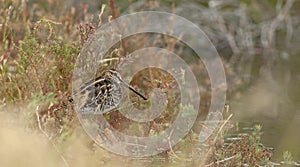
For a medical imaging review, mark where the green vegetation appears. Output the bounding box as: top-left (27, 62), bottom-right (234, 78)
top-left (0, 0), bottom-right (299, 167)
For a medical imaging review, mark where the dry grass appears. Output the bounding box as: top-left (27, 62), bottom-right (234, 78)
top-left (1, 0), bottom-right (299, 166)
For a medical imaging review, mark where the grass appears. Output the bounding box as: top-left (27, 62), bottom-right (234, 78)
top-left (0, 0), bottom-right (299, 167)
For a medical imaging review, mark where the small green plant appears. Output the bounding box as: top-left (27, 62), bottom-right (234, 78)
top-left (251, 124), bottom-right (263, 143)
top-left (203, 124), bottom-right (273, 166)
top-left (282, 151), bottom-right (294, 165)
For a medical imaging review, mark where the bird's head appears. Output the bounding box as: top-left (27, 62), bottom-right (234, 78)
top-left (102, 69), bottom-right (122, 83)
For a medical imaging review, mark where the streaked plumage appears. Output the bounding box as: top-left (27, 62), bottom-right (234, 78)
top-left (73, 69), bottom-right (147, 114)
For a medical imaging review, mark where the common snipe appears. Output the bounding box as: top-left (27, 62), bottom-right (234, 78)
top-left (72, 69), bottom-right (147, 114)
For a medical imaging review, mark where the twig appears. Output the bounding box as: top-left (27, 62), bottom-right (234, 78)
top-left (35, 106), bottom-right (70, 167)
top-left (199, 114), bottom-right (233, 167)
top-left (268, 0), bottom-right (295, 47)
top-left (213, 114), bottom-right (233, 144)
top-left (107, 0), bottom-right (128, 57)
top-left (98, 4), bottom-right (106, 27)
top-left (205, 154), bottom-right (237, 167)
top-left (167, 128), bottom-right (192, 161)
top-left (108, 0), bottom-right (117, 19)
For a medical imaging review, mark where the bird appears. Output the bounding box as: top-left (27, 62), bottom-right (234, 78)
top-left (71, 69), bottom-right (147, 114)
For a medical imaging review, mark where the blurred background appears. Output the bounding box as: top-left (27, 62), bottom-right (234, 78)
top-left (1, 0), bottom-right (300, 166)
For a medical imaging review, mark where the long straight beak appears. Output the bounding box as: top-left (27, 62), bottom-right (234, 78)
top-left (119, 79), bottom-right (148, 100)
